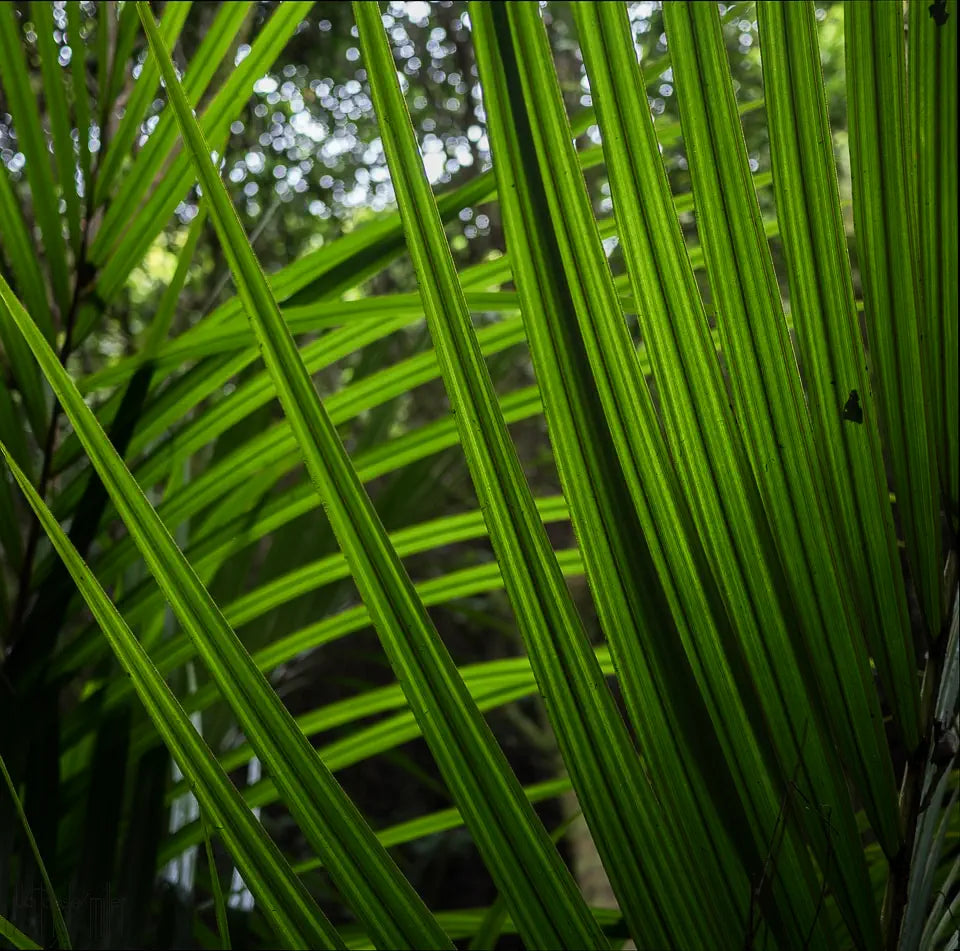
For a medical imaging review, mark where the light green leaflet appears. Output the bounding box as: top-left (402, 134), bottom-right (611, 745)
top-left (0, 912), bottom-right (41, 951)
top-left (0, 445), bottom-right (341, 951)
top-left (139, 1), bottom-right (606, 947)
top-left (1, 250), bottom-right (450, 950)
top-left (0, 749), bottom-right (70, 949)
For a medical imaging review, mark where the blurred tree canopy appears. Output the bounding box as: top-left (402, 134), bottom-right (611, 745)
top-left (1, 0), bottom-right (847, 361)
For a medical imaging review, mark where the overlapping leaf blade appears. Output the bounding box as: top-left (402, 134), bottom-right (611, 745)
top-left (1, 261), bottom-right (450, 949)
top-left (30, 1), bottom-right (83, 257)
top-left (663, 0), bottom-right (899, 857)
top-left (139, 1), bottom-right (616, 946)
top-left (58, 498), bottom-right (575, 746)
top-left (0, 4), bottom-right (70, 321)
top-left (368, 7), bottom-right (728, 936)
top-left (566, 2), bottom-right (880, 946)
top-left (92, 1), bottom-right (296, 305)
top-left (66, 2), bottom-right (92, 199)
top-left (472, 3), bottom-right (792, 947)
top-left (157, 645), bottom-right (610, 864)
top-left (0, 446), bottom-right (342, 951)
top-left (757, 0), bottom-right (920, 750)
top-left (1, 5), bottom-right (954, 948)
top-left (845, 0), bottom-right (943, 635)
top-left (907, 0), bottom-right (958, 533)
top-left (92, 1), bottom-right (194, 205)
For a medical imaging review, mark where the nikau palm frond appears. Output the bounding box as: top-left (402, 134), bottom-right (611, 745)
top-left (0, 2), bottom-right (955, 949)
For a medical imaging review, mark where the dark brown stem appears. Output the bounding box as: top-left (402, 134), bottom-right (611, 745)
top-left (7, 268), bottom-right (84, 645)
top-left (5, 78), bottom-right (109, 649)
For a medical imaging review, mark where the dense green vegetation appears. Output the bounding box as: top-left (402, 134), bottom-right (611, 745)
top-left (0, 2), bottom-right (956, 949)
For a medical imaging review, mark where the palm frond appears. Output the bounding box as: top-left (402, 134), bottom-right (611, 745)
top-left (0, 2), bottom-right (955, 948)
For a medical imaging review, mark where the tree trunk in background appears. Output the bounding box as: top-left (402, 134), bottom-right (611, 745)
top-left (560, 787), bottom-right (636, 950)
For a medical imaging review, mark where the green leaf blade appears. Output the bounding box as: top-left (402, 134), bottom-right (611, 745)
top-left (0, 4), bottom-right (71, 320)
top-left (846, 0), bottom-right (943, 634)
top-left (664, 0), bottom-right (900, 859)
top-left (0, 446), bottom-right (343, 951)
top-left (908, 0), bottom-right (958, 535)
top-left (757, 0), bottom-right (920, 748)
top-left (1, 253), bottom-right (449, 951)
